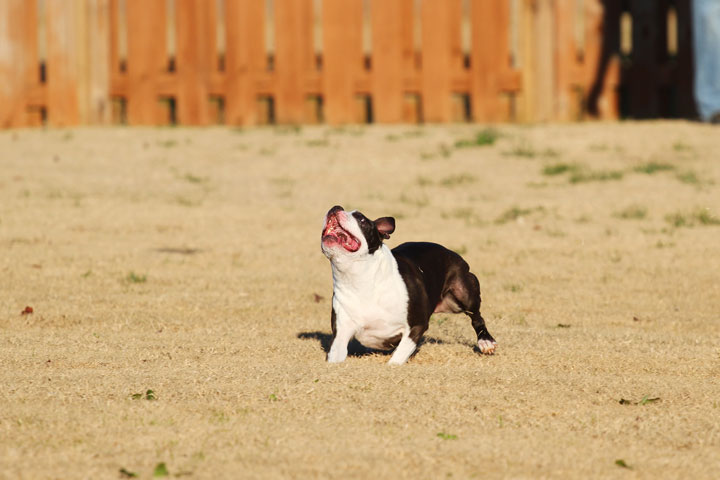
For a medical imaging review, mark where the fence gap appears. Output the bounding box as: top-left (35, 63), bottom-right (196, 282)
top-left (265, 0), bottom-right (275, 71)
top-left (313, 0), bottom-right (322, 70)
top-left (209, 95), bottom-right (225, 123)
top-left (116, 0), bottom-right (128, 72)
top-left (159, 96), bottom-right (177, 125)
top-left (574, 0), bottom-right (585, 62)
top-left (461, 0), bottom-right (471, 69)
top-left (306, 95), bottom-right (323, 123)
top-left (257, 95), bottom-right (275, 124)
top-left (166, 0), bottom-right (176, 71)
top-left (666, 5), bottom-right (677, 57)
top-left (362, 0), bottom-right (372, 70)
top-left (620, 11), bottom-right (632, 57)
top-left (413, 0), bottom-right (422, 69)
top-left (37, 0), bottom-right (47, 83)
top-left (509, 0), bottom-right (520, 68)
top-left (216, 0), bottom-right (226, 70)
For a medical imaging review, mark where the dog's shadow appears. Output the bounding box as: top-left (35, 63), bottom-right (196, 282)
top-left (297, 331), bottom-right (455, 358)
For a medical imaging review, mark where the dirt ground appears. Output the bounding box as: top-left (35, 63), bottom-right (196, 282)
top-left (1, 122), bottom-right (719, 479)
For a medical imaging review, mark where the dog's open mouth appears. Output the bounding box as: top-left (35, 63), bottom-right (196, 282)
top-left (322, 214), bottom-right (360, 252)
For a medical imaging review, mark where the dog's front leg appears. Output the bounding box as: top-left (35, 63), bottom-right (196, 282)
top-left (387, 325), bottom-right (426, 365)
top-left (327, 307), bottom-right (355, 363)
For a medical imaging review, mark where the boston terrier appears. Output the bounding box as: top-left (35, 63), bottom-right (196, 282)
top-left (320, 205), bottom-right (496, 365)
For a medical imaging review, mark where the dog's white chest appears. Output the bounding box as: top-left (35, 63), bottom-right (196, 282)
top-left (331, 247), bottom-right (409, 349)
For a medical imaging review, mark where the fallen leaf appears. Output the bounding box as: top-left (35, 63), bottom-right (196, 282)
top-left (313, 293), bottom-right (324, 303)
top-left (21, 306), bottom-right (33, 315)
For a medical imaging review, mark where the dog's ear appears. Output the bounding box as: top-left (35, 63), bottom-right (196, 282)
top-left (374, 217), bottom-right (395, 239)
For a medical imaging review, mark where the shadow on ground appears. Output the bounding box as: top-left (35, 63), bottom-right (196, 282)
top-left (297, 331), bottom-right (460, 357)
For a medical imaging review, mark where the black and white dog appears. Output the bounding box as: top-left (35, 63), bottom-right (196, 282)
top-left (320, 205), bottom-right (496, 365)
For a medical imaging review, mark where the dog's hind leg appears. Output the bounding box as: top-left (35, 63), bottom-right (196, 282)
top-left (438, 271), bottom-right (497, 354)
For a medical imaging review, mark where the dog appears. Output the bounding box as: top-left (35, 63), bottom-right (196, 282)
top-left (320, 205), bottom-right (496, 365)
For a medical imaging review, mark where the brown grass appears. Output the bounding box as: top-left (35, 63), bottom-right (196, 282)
top-left (1, 122), bottom-right (720, 479)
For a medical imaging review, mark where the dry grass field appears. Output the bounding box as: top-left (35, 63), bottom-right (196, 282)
top-left (1, 122), bottom-right (719, 479)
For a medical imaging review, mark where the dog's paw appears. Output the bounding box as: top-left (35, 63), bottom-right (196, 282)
top-left (477, 338), bottom-right (497, 354)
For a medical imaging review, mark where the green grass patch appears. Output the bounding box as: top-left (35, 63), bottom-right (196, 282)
top-left (153, 462), bottom-right (169, 477)
top-left (672, 141), bottom-right (693, 152)
top-left (614, 205), bottom-right (647, 220)
top-left (505, 144), bottom-right (559, 159)
top-left (119, 468), bottom-right (138, 478)
top-left (633, 161), bottom-right (675, 174)
top-left (542, 163), bottom-right (579, 176)
top-left (126, 272), bottom-right (147, 284)
top-left (439, 173), bottom-right (476, 187)
top-left (454, 128), bottom-right (499, 148)
top-left (495, 206), bottom-right (544, 224)
top-left (615, 459), bottom-right (632, 470)
top-left (416, 176), bottom-right (433, 187)
top-left (436, 432), bottom-right (458, 440)
top-left (665, 208), bottom-right (720, 228)
top-left (442, 208), bottom-right (483, 226)
top-left (569, 169), bottom-right (624, 183)
top-left (131, 389), bottom-right (156, 400)
top-left (675, 170), bottom-right (703, 185)
top-left (183, 173), bottom-right (207, 184)
top-left (306, 138), bottom-right (330, 147)
top-left (275, 125), bottom-right (302, 135)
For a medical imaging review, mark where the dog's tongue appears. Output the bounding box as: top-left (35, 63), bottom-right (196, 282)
top-left (323, 215), bottom-right (359, 252)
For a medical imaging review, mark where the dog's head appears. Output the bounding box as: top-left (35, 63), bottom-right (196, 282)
top-left (321, 205), bottom-right (395, 260)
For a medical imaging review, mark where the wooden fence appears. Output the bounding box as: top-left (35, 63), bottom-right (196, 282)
top-left (0, 0), bottom-right (695, 128)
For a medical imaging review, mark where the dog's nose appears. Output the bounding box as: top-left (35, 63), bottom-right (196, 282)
top-left (328, 205), bottom-right (344, 215)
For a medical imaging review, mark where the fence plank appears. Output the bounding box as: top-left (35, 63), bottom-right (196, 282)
top-left (225, 0), bottom-right (266, 125)
top-left (274, 0), bottom-right (314, 124)
top-left (470, 0), bottom-right (510, 122)
top-left (83, 0), bottom-right (111, 124)
top-left (45, 0), bottom-right (80, 126)
top-left (0, 0), bottom-right (38, 127)
top-left (322, 0), bottom-right (362, 124)
top-left (370, 0), bottom-right (411, 123)
top-left (421, 0), bottom-right (456, 122)
top-left (176, 0), bottom-right (215, 125)
top-left (125, 0), bottom-right (167, 124)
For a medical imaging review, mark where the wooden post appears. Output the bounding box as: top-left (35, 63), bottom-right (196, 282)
top-left (0, 0), bottom-right (37, 127)
top-left (84, 0), bottom-right (112, 124)
top-left (322, 0), bottom-right (362, 124)
top-left (421, 0), bottom-right (456, 122)
top-left (470, 0), bottom-right (508, 122)
top-left (274, 0), bottom-right (314, 124)
top-left (175, 0), bottom-right (215, 125)
top-left (45, 0), bottom-right (80, 126)
top-left (370, 0), bottom-right (412, 123)
top-left (125, 0), bottom-right (167, 124)
top-left (225, 0), bottom-right (266, 126)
